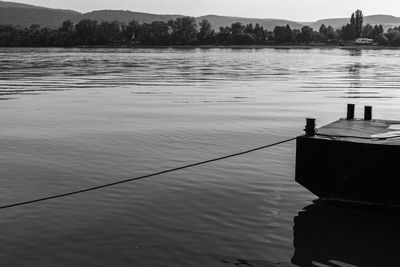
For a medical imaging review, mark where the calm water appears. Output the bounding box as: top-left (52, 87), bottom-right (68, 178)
top-left (1, 47), bottom-right (400, 267)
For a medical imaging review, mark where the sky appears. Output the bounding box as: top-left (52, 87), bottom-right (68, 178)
top-left (8, 0), bottom-right (400, 21)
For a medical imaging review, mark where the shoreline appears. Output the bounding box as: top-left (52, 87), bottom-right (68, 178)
top-left (2, 44), bottom-right (400, 50)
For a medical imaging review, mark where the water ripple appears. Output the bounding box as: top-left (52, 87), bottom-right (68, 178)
top-left (1, 47), bottom-right (399, 267)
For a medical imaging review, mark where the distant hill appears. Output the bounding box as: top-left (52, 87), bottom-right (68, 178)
top-left (1, 0), bottom-right (400, 31)
top-left (310, 15), bottom-right (400, 29)
top-left (0, 1), bottom-right (80, 28)
top-left (0, 7), bottom-right (80, 28)
top-left (197, 15), bottom-right (302, 30)
top-left (310, 18), bottom-right (347, 29)
top-left (365, 14), bottom-right (400, 24)
top-left (0, 2), bottom-right (303, 30)
top-left (79, 10), bottom-right (181, 25)
top-left (79, 12), bottom-right (302, 30)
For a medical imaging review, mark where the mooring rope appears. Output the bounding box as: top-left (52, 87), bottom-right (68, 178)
top-left (0, 137), bottom-right (297, 210)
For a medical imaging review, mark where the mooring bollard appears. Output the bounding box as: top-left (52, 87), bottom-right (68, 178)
top-left (305, 118), bottom-right (316, 136)
top-left (364, 106), bottom-right (372, 121)
top-left (347, 104), bottom-right (355, 120)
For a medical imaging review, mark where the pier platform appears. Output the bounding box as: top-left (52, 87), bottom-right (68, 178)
top-left (296, 104), bottom-right (400, 206)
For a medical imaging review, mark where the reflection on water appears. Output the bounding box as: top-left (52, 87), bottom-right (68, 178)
top-left (348, 63), bottom-right (362, 76)
top-left (348, 63), bottom-right (362, 89)
top-left (348, 48), bottom-right (363, 57)
top-left (292, 202), bottom-right (400, 267)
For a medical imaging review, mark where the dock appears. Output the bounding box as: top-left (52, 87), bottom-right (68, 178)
top-left (296, 104), bottom-right (400, 206)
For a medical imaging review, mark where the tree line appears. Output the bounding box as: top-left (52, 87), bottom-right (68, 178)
top-left (0, 10), bottom-right (400, 47)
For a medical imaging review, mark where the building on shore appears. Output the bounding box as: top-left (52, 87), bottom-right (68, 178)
top-left (354, 38), bottom-right (375, 45)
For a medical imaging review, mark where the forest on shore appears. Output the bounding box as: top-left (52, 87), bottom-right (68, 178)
top-left (1, 10), bottom-right (400, 47)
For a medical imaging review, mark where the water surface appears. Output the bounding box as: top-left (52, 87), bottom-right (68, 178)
top-left (1, 47), bottom-right (400, 267)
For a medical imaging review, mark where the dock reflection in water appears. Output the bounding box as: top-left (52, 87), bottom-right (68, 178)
top-left (292, 202), bottom-right (400, 267)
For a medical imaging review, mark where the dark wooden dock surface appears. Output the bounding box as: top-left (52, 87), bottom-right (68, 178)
top-left (317, 118), bottom-right (400, 145)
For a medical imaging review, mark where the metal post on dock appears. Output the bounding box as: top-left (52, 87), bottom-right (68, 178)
top-left (305, 118), bottom-right (316, 136)
top-left (364, 106), bottom-right (372, 121)
top-left (347, 104), bottom-right (355, 120)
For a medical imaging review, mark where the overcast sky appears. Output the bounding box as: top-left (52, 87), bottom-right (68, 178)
top-left (9, 0), bottom-right (400, 21)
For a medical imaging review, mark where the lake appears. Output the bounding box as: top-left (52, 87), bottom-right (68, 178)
top-left (1, 47), bottom-right (400, 267)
